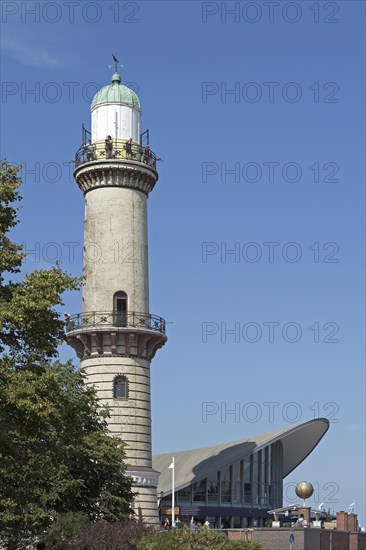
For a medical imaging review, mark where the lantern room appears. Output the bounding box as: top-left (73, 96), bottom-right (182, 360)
top-left (90, 71), bottom-right (141, 143)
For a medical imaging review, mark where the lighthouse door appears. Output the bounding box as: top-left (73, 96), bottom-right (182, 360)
top-left (113, 291), bottom-right (127, 327)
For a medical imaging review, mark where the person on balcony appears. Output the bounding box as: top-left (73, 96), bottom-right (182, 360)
top-left (105, 135), bottom-right (113, 159)
top-left (85, 140), bottom-right (95, 161)
top-left (142, 144), bottom-right (151, 165)
top-left (125, 138), bottom-right (133, 159)
top-left (64, 312), bottom-right (71, 331)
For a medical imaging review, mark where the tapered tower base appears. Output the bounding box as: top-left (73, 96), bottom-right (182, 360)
top-left (128, 469), bottom-right (161, 525)
top-left (66, 316), bottom-right (167, 525)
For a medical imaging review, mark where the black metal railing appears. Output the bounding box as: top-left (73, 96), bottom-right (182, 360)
top-left (65, 311), bottom-right (166, 334)
top-left (75, 139), bottom-right (159, 169)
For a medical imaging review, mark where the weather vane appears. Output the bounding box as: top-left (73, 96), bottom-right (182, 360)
top-left (109, 53), bottom-right (123, 73)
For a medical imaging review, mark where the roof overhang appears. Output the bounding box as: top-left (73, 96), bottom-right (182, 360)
top-left (153, 418), bottom-right (329, 494)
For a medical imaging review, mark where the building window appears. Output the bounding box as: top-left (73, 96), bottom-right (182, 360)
top-left (114, 376), bottom-right (128, 399)
top-left (221, 465), bottom-right (233, 504)
top-left (176, 486), bottom-right (192, 503)
top-left (193, 479), bottom-right (206, 502)
top-left (113, 291), bottom-right (127, 326)
top-left (221, 480), bottom-right (232, 503)
top-left (207, 480), bottom-right (219, 503)
top-left (244, 483), bottom-right (252, 504)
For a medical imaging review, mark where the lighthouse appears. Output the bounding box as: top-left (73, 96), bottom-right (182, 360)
top-left (65, 58), bottom-right (167, 525)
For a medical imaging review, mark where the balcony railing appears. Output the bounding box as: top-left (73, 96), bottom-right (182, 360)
top-left (75, 139), bottom-right (159, 169)
top-left (65, 311), bottom-right (166, 334)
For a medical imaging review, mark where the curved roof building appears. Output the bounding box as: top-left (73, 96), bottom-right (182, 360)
top-left (153, 418), bottom-right (329, 528)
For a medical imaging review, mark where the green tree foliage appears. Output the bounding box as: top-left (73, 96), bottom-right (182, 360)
top-left (40, 512), bottom-right (88, 550)
top-left (136, 526), bottom-right (262, 550)
top-left (0, 162), bottom-right (134, 546)
top-left (0, 161), bottom-right (78, 359)
top-left (73, 520), bottom-right (153, 550)
top-left (325, 508), bottom-right (336, 522)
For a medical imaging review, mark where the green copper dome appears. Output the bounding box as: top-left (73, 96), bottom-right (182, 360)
top-left (91, 72), bottom-right (141, 111)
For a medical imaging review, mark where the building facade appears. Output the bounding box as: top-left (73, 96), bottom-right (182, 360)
top-left (65, 65), bottom-right (167, 525)
top-left (154, 419), bottom-right (329, 528)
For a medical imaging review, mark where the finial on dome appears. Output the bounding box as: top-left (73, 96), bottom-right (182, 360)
top-left (111, 53), bottom-right (122, 84)
top-left (111, 72), bottom-right (121, 84)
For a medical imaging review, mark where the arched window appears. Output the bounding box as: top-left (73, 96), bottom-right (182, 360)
top-left (114, 376), bottom-right (128, 399)
top-left (113, 291), bottom-right (127, 327)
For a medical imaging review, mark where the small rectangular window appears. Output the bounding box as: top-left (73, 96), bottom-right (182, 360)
top-left (114, 377), bottom-right (127, 399)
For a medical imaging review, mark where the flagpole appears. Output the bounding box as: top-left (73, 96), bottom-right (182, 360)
top-left (171, 457), bottom-right (175, 528)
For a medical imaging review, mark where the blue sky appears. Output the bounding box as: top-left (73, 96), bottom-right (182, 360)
top-left (1, 0), bottom-right (365, 526)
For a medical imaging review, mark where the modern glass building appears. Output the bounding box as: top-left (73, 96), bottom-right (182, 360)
top-left (153, 418), bottom-right (329, 528)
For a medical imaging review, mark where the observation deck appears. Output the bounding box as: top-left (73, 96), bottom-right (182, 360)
top-left (73, 139), bottom-right (160, 196)
top-left (65, 311), bottom-right (167, 361)
top-left (75, 139), bottom-right (159, 169)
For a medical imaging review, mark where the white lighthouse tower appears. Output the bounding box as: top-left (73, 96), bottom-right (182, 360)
top-left (66, 58), bottom-right (167, 525)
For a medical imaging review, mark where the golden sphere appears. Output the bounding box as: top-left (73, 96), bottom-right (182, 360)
top-left (295, 481), bottom-right (314, 500)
